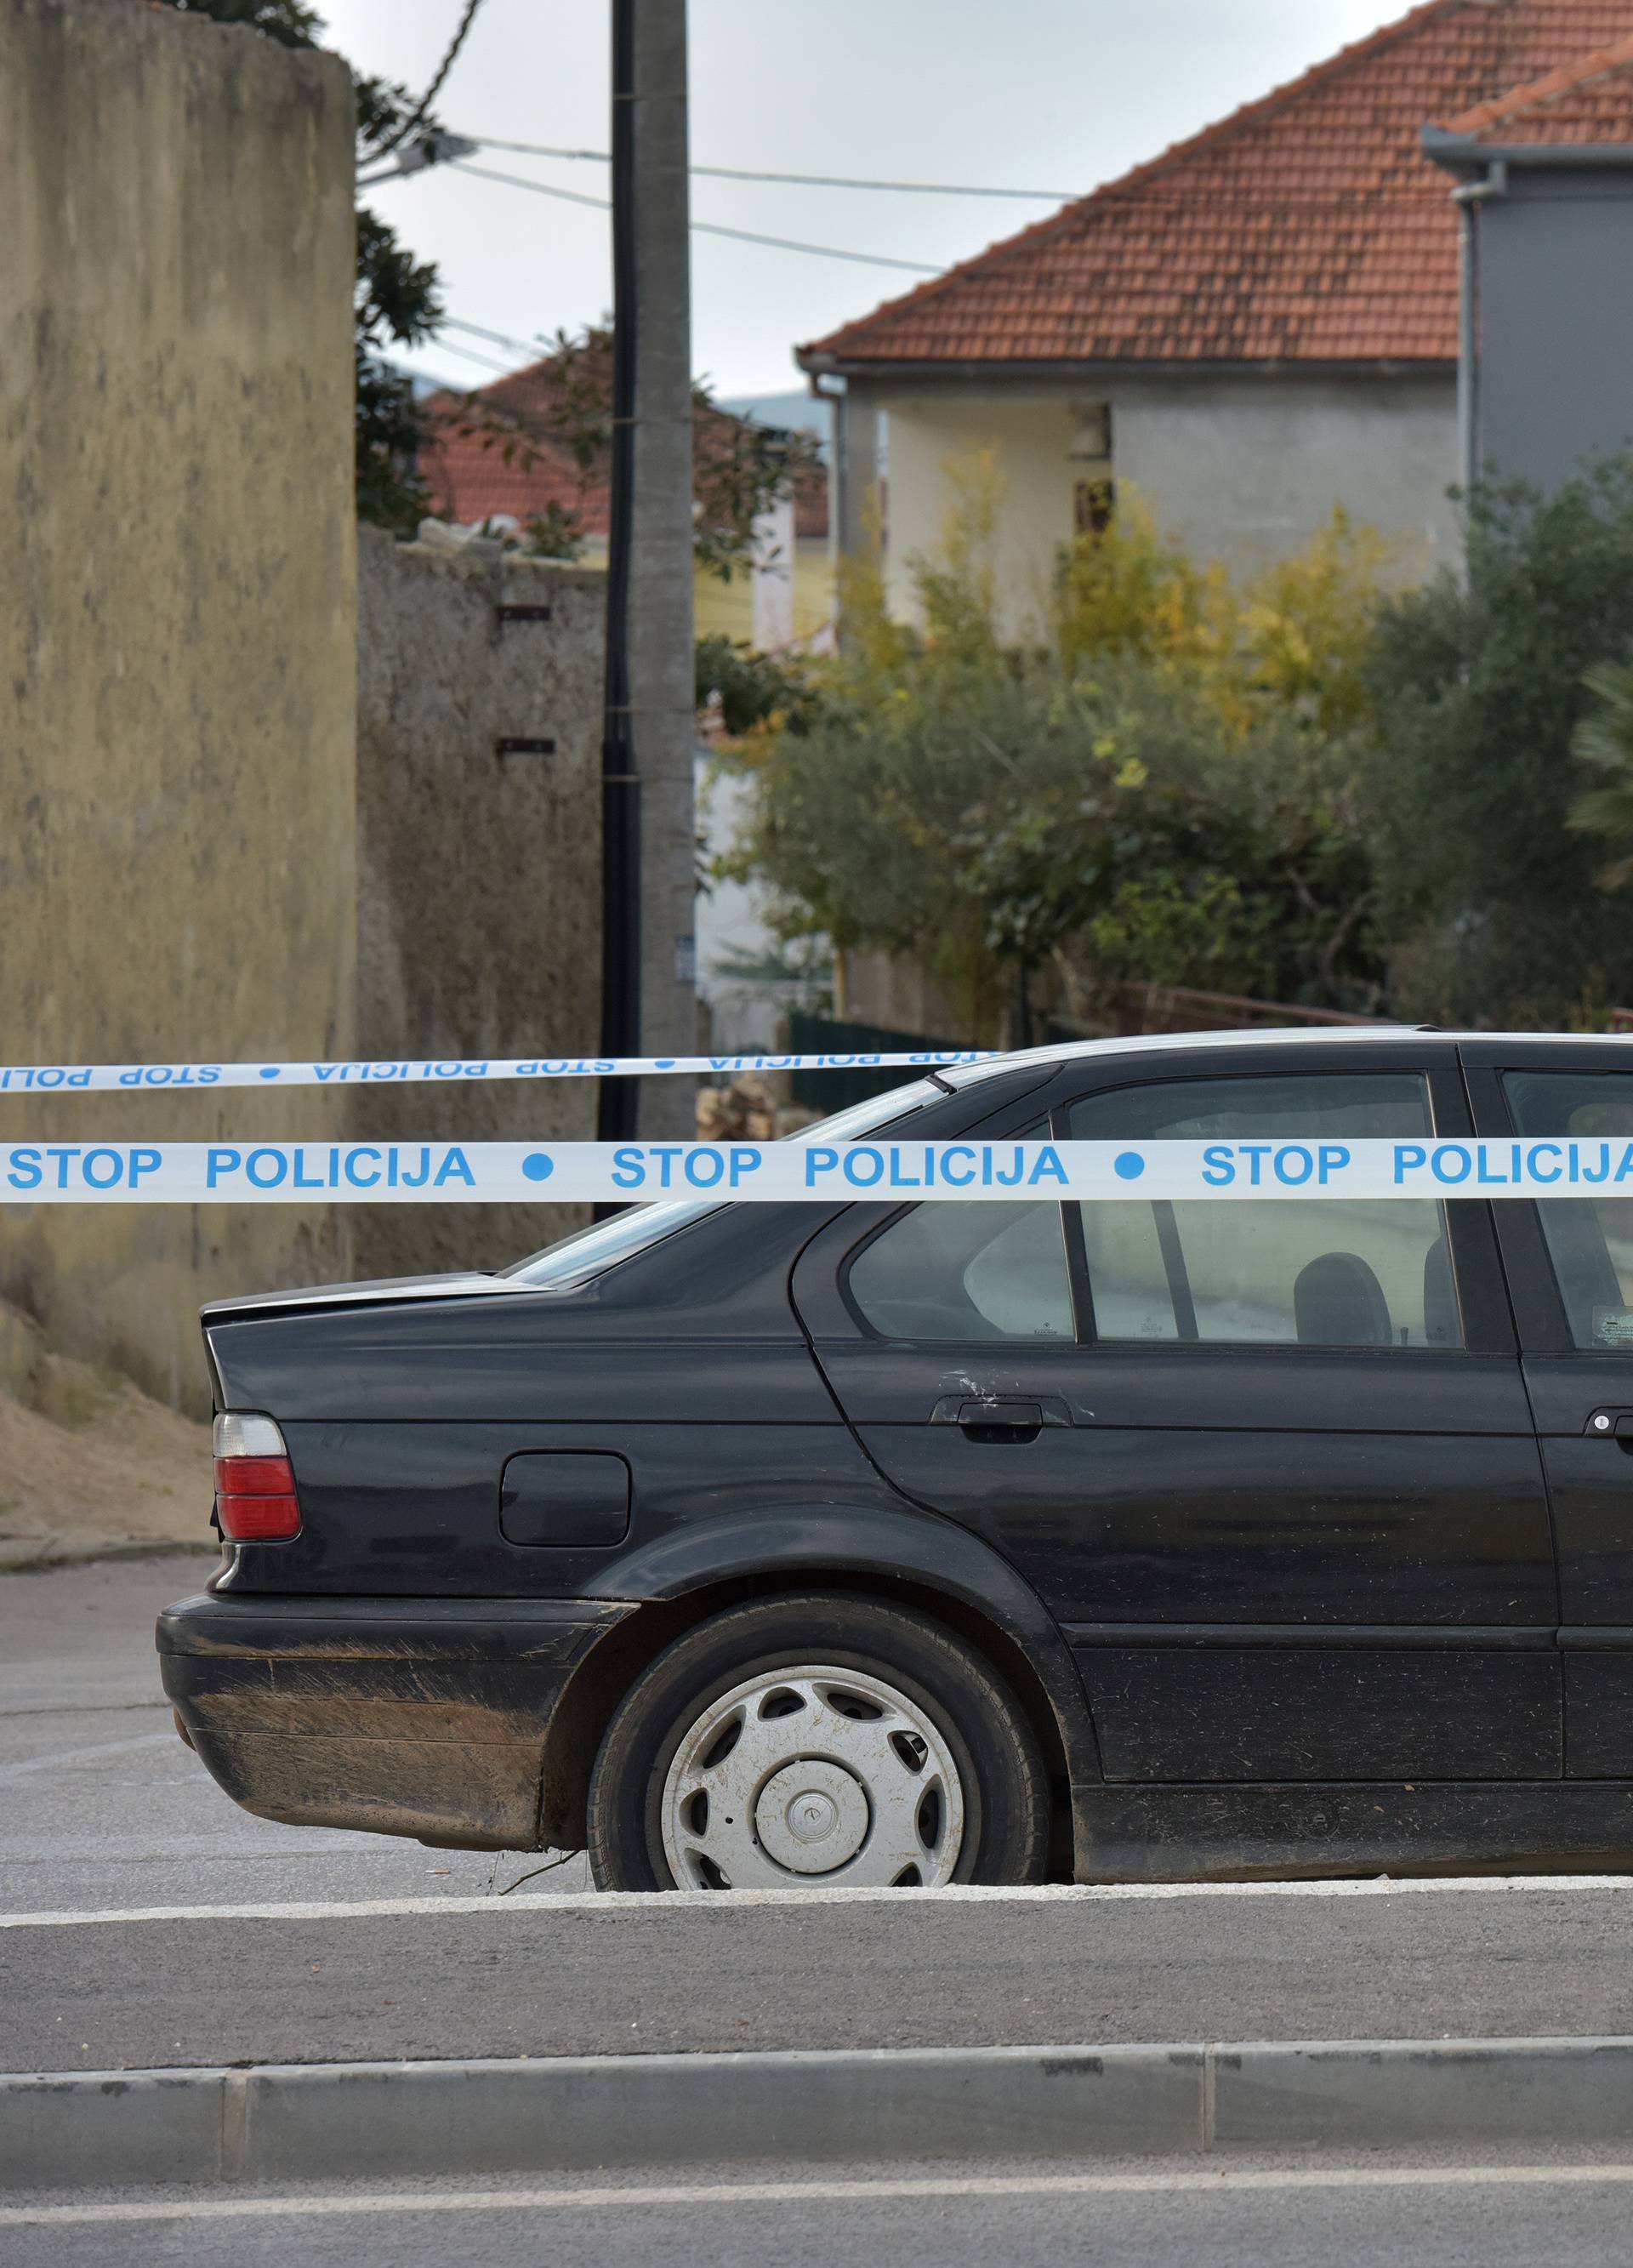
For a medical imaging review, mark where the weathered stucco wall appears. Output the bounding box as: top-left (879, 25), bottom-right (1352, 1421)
top-left (1111, 372), bottom-right (1459, 581)
top-left (350, 529), bottom-right (605, 1281)
top-left (0, 0), bottom-right (357, 1409)
top-left (880, 373), bottom-right (1459, 638)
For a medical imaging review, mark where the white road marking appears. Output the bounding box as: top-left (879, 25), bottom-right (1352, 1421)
top-left (9, 2163), bottom-right (1633, 2226)
top-left (3, 1872), bottom-right (1633, 1928)
top-left (0, 1733), bottom-right (176, 1787)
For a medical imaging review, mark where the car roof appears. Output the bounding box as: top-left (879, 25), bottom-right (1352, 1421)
top-left (938, 1025), bottom-right (1626, 1089)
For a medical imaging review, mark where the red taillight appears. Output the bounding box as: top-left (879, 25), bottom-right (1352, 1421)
top-left (213, 1412), bottom-right (301, 1542)
top-left (218, 1491), bottom-right (302, 1541)
top-left (213, 1455), bottom-right (290, 1496)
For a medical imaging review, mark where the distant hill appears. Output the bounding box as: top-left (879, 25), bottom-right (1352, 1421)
top-left (719, 389), bottom-right (831, 456)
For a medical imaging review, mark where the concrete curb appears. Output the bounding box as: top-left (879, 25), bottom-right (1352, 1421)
top-left (9, 2037), bottom-right (1633, 2189)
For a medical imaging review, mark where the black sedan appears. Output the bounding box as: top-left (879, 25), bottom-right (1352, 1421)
top-left (159, 1029), bottom-right (1633, 1890)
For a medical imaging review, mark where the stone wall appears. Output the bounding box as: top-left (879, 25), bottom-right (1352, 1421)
top-left (350, 528), bottom-right (605, 1281)
top-left (0, 0), bottom-right (357, 1409)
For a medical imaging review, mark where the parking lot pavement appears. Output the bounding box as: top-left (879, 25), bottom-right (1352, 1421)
top-left (9, 2152), bottom-right (1633, 2268)
top-left (0, 1555), bottom-right (589, 1918)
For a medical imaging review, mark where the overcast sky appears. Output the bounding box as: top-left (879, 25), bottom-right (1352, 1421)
top-left (324, 0), bottom-right (1414, 400)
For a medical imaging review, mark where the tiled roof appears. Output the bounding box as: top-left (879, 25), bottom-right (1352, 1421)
top-left (1439, 29), bottom-right (1633, 138)
top-left (419, 368), bottom-right (609, 533)
top-left (797, 0), bottom-right (1633, 371)
top-left (420, 352), bottom-right (828, 539)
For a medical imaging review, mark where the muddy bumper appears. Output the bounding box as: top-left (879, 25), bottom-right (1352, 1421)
top-left (156, 1591), bottom-right (633, 1851)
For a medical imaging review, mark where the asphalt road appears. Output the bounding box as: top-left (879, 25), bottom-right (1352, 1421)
top-left (10, 1871), bottom-right (1633, 2070)
top-left (0, 1554), bottom-right (591, 1917)
top-left (10, 2153), bottom-right (1633, 2268)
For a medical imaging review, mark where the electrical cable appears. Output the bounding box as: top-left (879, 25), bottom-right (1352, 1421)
top-left (452, 162), bottom-right (610, 213)
top-left (496, 1850), bottom-right (579, 1895)
top-left (448, 160), bottom-right (940, 274)
top-left (442, 314), bottom-right (543, 357)
top-left (455, 134), bottom-right (1078, 201)
top-left (428, 332), bottom-right (533, 375)
top-left (369, 0), bottom-right (489, 159)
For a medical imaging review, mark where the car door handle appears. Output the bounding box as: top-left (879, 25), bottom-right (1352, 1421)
top-left (956, 1399), bottom-right (1045, 1444)
top-left (928, 1394), bottom-right (1073, 1433)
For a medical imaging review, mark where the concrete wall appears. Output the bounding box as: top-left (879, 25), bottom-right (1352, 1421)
top-left (1472, 167), bottom-right (1633, 493)
top-left (876, 373), bottom-right (1460, 637)
top-left (350, 530), bottom-right (605, 1281)
top-left (0, 0), bottom-right (357, 1409)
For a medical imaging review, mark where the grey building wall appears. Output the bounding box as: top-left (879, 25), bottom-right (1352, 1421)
top-left (1468, 166), bottom-right (1633, 493)
top-left (1110, 371), bottom-right (1459, 582)
top-left (0, 0), bottom-right (357, 1410)
top-left (873, 368), bottom-right (1459, 641)
top-left (350, 530), bottom-right (606, 1284)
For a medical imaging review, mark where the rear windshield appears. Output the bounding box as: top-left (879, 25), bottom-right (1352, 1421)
top-left (503, 1077), bottom-right (944, 1290)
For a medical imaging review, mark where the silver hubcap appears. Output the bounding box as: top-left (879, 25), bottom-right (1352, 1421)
top-left (659, 1663), bottom-right (965, 1891)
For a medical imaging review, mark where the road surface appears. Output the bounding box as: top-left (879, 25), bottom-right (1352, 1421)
top-left (9, 2151), bottom-right (1633, 2267)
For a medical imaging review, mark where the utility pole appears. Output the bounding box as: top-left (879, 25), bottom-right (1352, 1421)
top-left (598, 0), bottom-right (696, 1145)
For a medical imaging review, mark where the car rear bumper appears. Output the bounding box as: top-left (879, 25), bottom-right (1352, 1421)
top-left (156, 1591), bottom-right (634, 1851)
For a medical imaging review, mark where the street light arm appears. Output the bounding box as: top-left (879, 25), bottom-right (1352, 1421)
top-left (357, 132), bottom-right (479, 190)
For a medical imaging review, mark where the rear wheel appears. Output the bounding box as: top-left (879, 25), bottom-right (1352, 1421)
top-left (586, 1593), bottom-right (1050, 1892)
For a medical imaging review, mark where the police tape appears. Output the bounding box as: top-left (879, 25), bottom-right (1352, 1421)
top-left (0, 1050), bottom-right (999, 1094)
top-left (4, 1137), bottom-right (1632, 1204)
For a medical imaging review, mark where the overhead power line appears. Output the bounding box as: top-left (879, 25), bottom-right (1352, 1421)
top-left (420, 333), bottom-right (526, 377)
top-left (371, 0), bottom-right (490, 159)
top-left (453, 162), bottom-right (611, 214)
top-left (457, 135), bottom-right (1078, 201)
top-left (448, 159), bottom-right (941, 275)
top-left (442, 314), bottom-right (541, 357)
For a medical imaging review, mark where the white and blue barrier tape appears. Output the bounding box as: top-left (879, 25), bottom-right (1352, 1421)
top-left (3, 1138), bottom-right (1630, 1204)
top-left (0, 1051), bottom-right (998, 1093)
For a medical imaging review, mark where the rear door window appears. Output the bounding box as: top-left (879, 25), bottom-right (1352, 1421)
top-left (1067, 1072), bottom-right (1460, 1349)
top-left (845, 1201), bottom-right (1073, 1343)
top-left (845, 1120), bottom-right (1073, 1342)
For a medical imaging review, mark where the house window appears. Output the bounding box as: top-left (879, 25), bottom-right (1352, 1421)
top-left (1075, 477), bottom-right (1115, 536)
top-left (1067, 403), bottom-right (1112, 461)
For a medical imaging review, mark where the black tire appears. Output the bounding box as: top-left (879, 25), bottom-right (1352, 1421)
top-left (586, 1592), bottom-right (1051, 1893)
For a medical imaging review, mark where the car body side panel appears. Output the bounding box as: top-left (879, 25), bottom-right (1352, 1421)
top-left (206, 1310), bottom-right (840, 1429)
top-left (573, 1496), bottom-right (1105, 1793)
top-left (1074, 1781), bottom-right (1633, 1882)
top-left (222, 1419), bottom-right (919, 1598)
top-left (831, 1369), bottom-right (1550, 1626)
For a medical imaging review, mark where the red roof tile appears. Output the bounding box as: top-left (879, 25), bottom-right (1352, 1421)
top-left (420, 349), bottom-right (827, 539)
top-left (1439, 28), bottom-right (1633, 137)
top-left (797, 0), bottom-right (1633, 371)
top-left (419, 368), bottom-right (609, 533)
